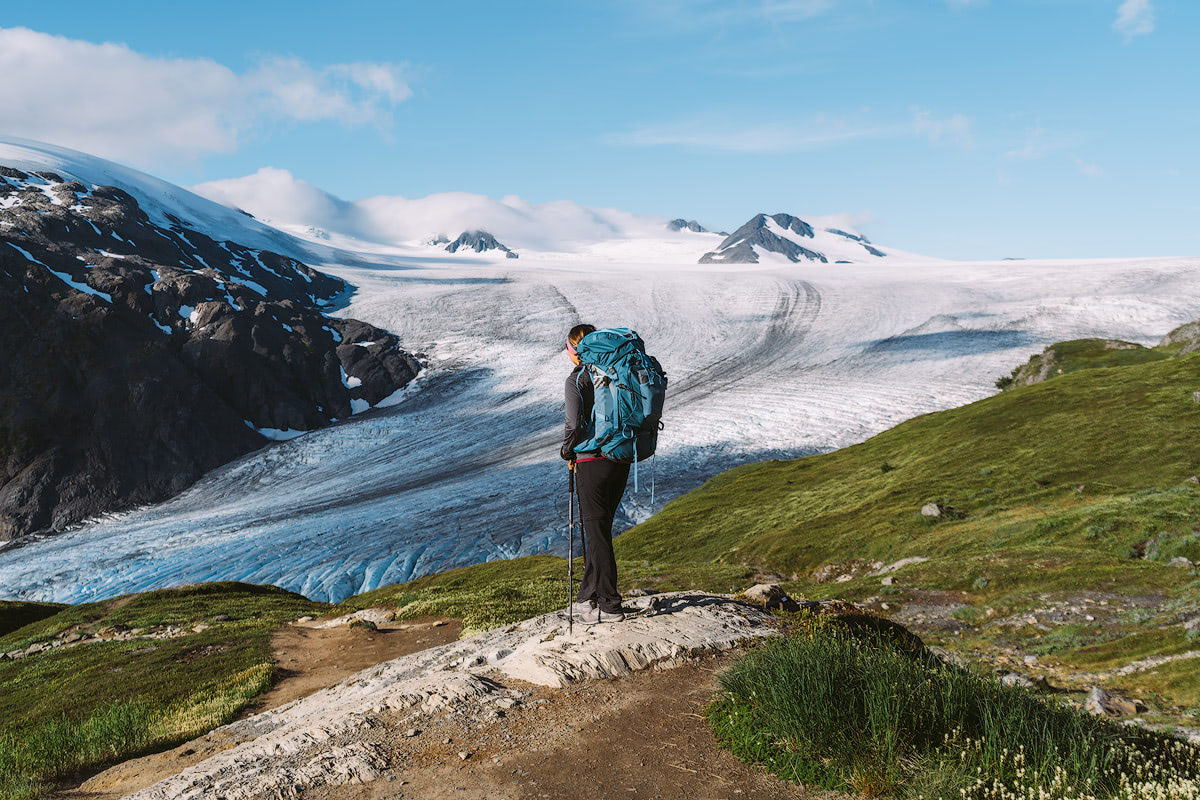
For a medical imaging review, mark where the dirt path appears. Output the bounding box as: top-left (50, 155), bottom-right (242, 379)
top-left (249, 618), bottom-right (462, 716)
top-left (61, 599), bottom-right (836, 800)
top-left (314, 652), bottom-right (835, 800)
top-left (59, 618), bottom-right (461, 800)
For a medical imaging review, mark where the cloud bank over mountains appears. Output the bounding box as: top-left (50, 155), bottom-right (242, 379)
top-left (192, 168), bottom-right (683, 252)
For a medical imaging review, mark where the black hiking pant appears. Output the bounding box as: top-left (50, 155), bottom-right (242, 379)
top-left (575, 458), bottom-right (630, 613)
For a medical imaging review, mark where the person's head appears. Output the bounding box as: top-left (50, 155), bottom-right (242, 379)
top-left (567, 323), bottom-right (595, 366)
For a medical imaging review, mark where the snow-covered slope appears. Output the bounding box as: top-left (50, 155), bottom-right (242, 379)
top-left (0, 137), bottom-right (302, 257)
top-left (1, 138), bottom-right (1198, 604)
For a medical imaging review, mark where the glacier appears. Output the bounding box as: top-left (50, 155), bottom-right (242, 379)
top-left (1, 137), bottom-right (1199, 604)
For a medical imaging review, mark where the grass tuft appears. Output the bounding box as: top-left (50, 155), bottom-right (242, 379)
top-left (709, 619), bottom-right (1200, 798)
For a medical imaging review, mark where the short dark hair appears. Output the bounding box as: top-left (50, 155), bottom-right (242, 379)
top-left (568, 323), bottom-right (596, 346)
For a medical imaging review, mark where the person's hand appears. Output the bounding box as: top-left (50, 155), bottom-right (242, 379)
top-left (560, 442), bottom-right (577, 462)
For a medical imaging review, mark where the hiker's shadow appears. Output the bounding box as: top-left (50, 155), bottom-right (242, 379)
top-left (638, 593), bottom-right (754, 617)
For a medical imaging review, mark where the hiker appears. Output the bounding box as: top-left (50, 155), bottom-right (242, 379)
top-left (562, 323), bottom-right (632, 623)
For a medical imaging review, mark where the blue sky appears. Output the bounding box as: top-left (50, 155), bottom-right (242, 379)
top-left (0, 0), bottom-right (1195, 258)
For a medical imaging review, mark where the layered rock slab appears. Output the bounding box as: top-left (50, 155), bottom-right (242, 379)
top-left (122, 592), bottom-right (776, 800)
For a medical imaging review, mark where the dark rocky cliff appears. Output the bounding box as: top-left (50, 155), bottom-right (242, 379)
top-left (0, 168), bottom-right (420, 541)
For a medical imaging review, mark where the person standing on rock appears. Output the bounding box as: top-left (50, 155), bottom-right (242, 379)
top-left (561, 323), bottom-right (632, 623)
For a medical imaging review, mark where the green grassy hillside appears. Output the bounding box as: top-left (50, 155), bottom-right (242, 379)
top-left (0, 583), bottom-right (327, 799)
top-left (995, 337), bottom-right (1170, 389)
top-left (618, 351), bottom-right (1200, 583)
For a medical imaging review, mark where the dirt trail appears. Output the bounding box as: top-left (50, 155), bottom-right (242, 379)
top-left (315, 652), bottom-right (834, 800)
top-left (57, 597), bottom-right (834, 800)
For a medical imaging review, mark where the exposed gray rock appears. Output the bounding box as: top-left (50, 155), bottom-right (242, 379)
top-left (699, 213), bottom-right (828, 264)
top-left (1168, 557), bottom-right (1194, 568)
top-left (740, 583), bottom-right (799, 611)
top-left (310, 607), bottom-right (397, 629)
top-left (1086, 687), bottom-right (1148, 716)
top-left (826, 227), bottom-right (868, 243)
top-left (444, 230), bottom-right (518, 259)
top-left (1160, 320), bottom-right (1200, 355)
top-left (870, 557), bottom-right (930, 575)
top-left (999, 671), bottom-right (1037, 689)
top-left (666, 218), bottom-right (709, 233)
top-left (921, 503), bottom-right (942, 517)
top-left (121, 592), bottom-right (778, 800)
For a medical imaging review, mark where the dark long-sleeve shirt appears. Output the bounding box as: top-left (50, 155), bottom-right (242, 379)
top-left (562, 364), bottom-right (598, 460)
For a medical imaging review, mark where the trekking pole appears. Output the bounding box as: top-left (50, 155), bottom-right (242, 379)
top-left (567, 461), bottom-right (576, 634)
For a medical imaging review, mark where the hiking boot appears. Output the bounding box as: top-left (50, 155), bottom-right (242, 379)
top-left (567, 600), bottom-right (596, 616)
top-left (590, 605), bottom-right (631, 624)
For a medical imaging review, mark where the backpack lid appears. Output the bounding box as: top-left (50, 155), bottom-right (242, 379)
top-left (576, 328), bottom-right (644, 368)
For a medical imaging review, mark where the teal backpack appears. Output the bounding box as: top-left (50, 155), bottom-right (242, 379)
top-left (572, 328), bottom-right (667, 491)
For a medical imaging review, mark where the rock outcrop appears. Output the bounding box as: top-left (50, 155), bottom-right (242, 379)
top-left (444, 230), bottom-right (518, 259)
top-left (700, 213), bottom-right (827, 264)
top-left (122, 592), bottom-right (778, 800)
top-left (995, 338), bottom-right (1161, 391)
top-left (826, 227), bottom-right (886, 257)
top-left (1159, 320), bottom-right (1200, 355)
top-left (0, 167), bottom-right (420, 541)
top-left (666, 218), bottom-right (709, 233)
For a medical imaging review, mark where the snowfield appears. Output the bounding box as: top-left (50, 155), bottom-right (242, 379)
top-left (2, 138), bottom-right (1199, 604)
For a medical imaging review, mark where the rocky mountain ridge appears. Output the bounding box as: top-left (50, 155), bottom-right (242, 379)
top-left (666, 218), bottom-right (726, 235)
top-left (443, 230), bottom-right (518, 258)
top-left (0, 166), bottom-right (420, 542)
top-left (699, 212), bottom-right (889, 264)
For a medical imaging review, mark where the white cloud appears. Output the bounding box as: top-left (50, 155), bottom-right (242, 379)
top-left (0, 27), bottom-right (412, 166)
top-left (1074, 156), bottom-right (1105, 178)
top-left (758, 0), bottom-right (836, 22)
top-left (910, 108), bottom-right (974, 147)
top-left (606, 115), bottom-right (896, 153)
top-left (1005, 126), bottom-right (1046, 159)
top-left (626, 0), bottom-right (841, 33)
top-left (609, 108), bottom-right (976, 154)
top-left (192, 168), bottom-right (677, 251)
top-left (1113, 0), bottom-right (1154, 39)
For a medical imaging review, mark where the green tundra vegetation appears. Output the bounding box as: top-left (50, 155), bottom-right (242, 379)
top-left (707, 615), bottom-right (1200, 798)
top-left (0, 584), bottom-right (327, 799)
top-left (4, 326), bottom-right (1200, 798)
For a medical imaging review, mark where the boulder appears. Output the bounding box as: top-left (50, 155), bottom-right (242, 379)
top-left (740, 583), bottom-right (800, 611)
top-left (1086, 687), bottom-right (1148, 717)
top-left (311, 606), bottom-right (397, 629)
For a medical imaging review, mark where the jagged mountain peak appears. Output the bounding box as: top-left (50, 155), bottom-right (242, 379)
top-left (700, 212), bottom-right (890, 265)
top-left (444, 230), bottom-right (518, 259)
top-left (666, 218), bottom-right (708, 233)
